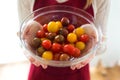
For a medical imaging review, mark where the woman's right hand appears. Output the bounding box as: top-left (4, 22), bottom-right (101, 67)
top-left (28, 56), bottom-right (47, 69)
top-left (22, 20), bottom-right (47, 69)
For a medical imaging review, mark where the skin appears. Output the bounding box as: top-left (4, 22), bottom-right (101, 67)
top-left (22, 21), bottom-right (47, 69)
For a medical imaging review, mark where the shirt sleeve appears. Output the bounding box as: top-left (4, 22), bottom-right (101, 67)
top-left (93, 0), bottom-right (111, 36)
top-left (17, 0), bottom-right (34, 23)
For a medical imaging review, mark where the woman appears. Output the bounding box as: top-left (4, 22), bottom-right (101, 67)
top-left (17, 0), bottom-right (110, 80)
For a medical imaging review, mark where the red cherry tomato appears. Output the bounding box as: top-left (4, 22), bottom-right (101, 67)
top-left (63, 44), bottom-right (75, 55)
top-left (36, 30), bottom-right (45, 38)
top-left (42, 40), bottom-right (52, 50)
top-left (67, 24), bottom-right (75, 32)
top-left (42, 24), bottom-right (48, 32)
top-left (51, 43), bottom-right (62, 52)
top-left (72, 48), bottom-right (81, 57)
top-left (80, 34), bottom-right (89, 43)
top-left (53, 53), bottom-right (61, 60)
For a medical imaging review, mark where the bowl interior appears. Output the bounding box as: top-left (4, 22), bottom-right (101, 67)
top-left (20, 5), bottom-right (99, 67)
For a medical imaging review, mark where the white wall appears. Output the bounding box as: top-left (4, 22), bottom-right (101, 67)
top-left (0, 0), bottom-right (120, 66)
top-left (0, 0), bottom-right (27, 64)
top-left (90, 0), bottom-right (120, 67)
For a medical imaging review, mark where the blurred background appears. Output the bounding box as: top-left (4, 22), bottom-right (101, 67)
top-left (0, 0), bottom-right (120, 80)
top-left (90, 0), bottom-right (120, 67)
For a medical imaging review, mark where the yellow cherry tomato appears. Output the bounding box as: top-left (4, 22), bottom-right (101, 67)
top-left (67, 33), bottom-right (77, 43)
top-left (74, 27), bottom-right (85, 37)
top-left (47, 21), bottom-right (59, 33)
top-left (42, 51), bottom-right (53, 60)
top-left (56, 21), bottom-right (63, 28)
top-left (75, 41), bottom-right (86, 50)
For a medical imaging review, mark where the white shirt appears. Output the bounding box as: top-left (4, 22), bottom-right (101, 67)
top-left (17, 0), bottom-right (110, 35)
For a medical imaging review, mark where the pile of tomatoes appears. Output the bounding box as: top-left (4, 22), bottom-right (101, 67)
top-left (32, 17), bottom-right (90, 61)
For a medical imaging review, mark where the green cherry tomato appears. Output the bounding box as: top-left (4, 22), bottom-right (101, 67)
top-left (54, 35), bottom-right (65, 43)
top-left (37, 46), bottom-right (45, 56)
top-left (31, 37), bottom-right (41, 49)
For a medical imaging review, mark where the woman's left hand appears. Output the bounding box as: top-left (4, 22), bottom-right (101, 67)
top-left (70, 24), bottom-right (98, 70)
top-left (70, 63), bottom-right (85, 70)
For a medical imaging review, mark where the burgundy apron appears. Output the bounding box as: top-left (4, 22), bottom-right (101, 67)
top-left (28, 0), bottom-right (94, 80)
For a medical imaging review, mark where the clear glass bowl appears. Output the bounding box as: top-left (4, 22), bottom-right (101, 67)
top-left (19, 5), bottom-right (101, 67)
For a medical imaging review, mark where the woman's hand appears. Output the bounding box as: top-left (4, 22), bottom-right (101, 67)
top-left (29, 56), bottom-right (47, 69)
top-left (70, 24), bottom-right (99, 70)
top-left (22, 21), bottom-right (48, 69)
top-left (95, 35), bottom-right (107, 55)
top-left (70, 63), bottom-right (85, 70)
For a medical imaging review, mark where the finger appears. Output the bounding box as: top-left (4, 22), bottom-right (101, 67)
top-left (22, 25), bottom-right (31, 39)
top-left (76, 64), bottom-right (84, 69)
top-left (70, 65), bottom-right (76, 70)
top-left (33, 61), bottom-right (47, 69)
top-left (29, 57), bottom-right (48, 69)
top-left (102, 35), bottom-right (107, 42)
top-left (29, 57), bottom-right (35, 63)
top-left (41, 64), bottom-right (48, 69)
top-left (33, 61), bottom-right (41, 67)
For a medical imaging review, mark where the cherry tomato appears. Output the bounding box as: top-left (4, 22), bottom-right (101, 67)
top-left (67, 24), bottom-right (75, 32)
top-left (58, 28), bottom-right (68, 37)
top-left (61, 17), bottom-right (70, 26)
top-left (37, 46), bottom-right (45, 56)
top-left (32, 38), bottom-right (41, 49)
top-left (67, 33), bottom-right (77, 43)
top-left (54, 35), bottom-right (65, 43)
top-left (74, 27), bottom-right (85, 37)
top-left (51, 43), bottom-right (62, 52)
top-left (56, 21), bottom-right (63, 28)
top-left (72, 48), bottom-right (81, 58)
top-left (47, 21), bottom-right (59, 33)
top-left (36, 30), bottom-right (45, 38)
top-left (42, 24), bottom-right (48, 32)
top-left (42, 40), bottom-right (52, 50)
top-left (75, 41), bottom-right (86, 50)
top-left (46, 33), bottom-right (56, 40)
top-left (42, 51), bottom-right (53, 60)
top-left (63, 44), bottom-right (75, 55)
top-left (59, 53), bottom-right (70, 61)
top-left (53, 53), bottom-right (61, 61)
top-left (80, 34), bottom-right (89, 43)
top-left (40, 38), bottom-right (48, 42)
